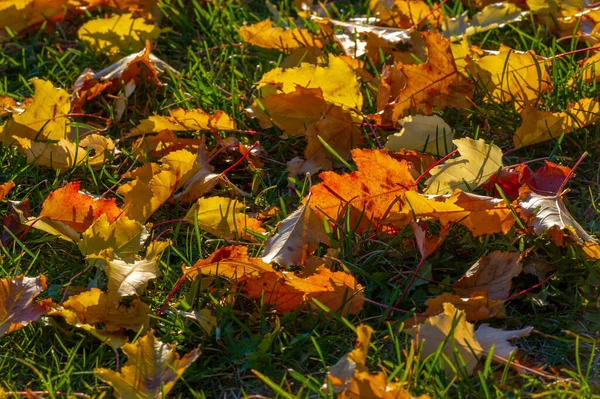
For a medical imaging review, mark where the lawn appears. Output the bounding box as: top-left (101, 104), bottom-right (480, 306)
top-left (1, 0), bottom-right (600, 398)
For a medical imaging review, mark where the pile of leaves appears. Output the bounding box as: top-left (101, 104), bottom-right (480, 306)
top-left (1, 0), bottom-right (600, 397)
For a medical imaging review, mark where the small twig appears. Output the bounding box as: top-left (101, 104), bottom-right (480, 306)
top-left (158, 274), bottom-right (188, 316)
top-left (415, 149), bottom-right (458, 184)
top-left (504, 273), bottom-right (555, 303)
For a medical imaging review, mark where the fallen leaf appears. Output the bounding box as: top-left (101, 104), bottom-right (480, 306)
top-left (184, 196), bottom-right (265, 241)
top-left (239, 19), bottom-right (323, 51)
top-left (442, 3), bottom-right (528, 41)
top-left (385, 114), bottom-right (453, 156)
top-left (0, 96), bottom-right (17, 116)
top-left (0, 182), bottom-right (15, 201)
top-left (77, 0), bottom-right (160, 19)
top-left (386, 190), bottom-right (515, 237)
top-left (0, 0), bottom-right (68, 37)
top-left (424, 138), bottom-right (504, 195)
top-left (375, 32), bottom-right (474, 124)
top-left (132, 129), bottom-right (206, 158)
top-left (410, 220), bottom-right (450, 259)
top-left (0, 275), bottom-right (52, 337)
top-left (466, 45), bottom-right (552, 110)
top-left (310, 149), bottom-right (417, 243)
top-left (77, 13), bottom-right (164, 59)
top-left (94, 330), bottom-right (200, 399)
top-left (405, 302), bottom-right (483, 376)
top-left (424, 292), bottom-right (505, 321)
top-left (475, 324), bottom-right (533, 359)
top-left (56, 288), bottom-right (150, 348)
top-left (369, 0), bottom-right (442, 28)
top-left (261, 196), bottom-right (319, 266)
top-left (39, 182), bottom-right (122, 232)
top-left (134, 108), bottom-right (236, 136)
top-left (178, 309), bottom-right (216, 334)
top-left (453, 251), bottom-right (523, 300)
top-left (514, 98), bottom-right (600, 147)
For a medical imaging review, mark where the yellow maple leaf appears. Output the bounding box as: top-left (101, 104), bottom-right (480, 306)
top-left (0, 0), bottom-right (68, 37)
top-left (78, 13), bottom-right (164, 59)
top-left (239, 19), bottom-right (323, 51)
top-left (134, 108), bottom-right (236, 136)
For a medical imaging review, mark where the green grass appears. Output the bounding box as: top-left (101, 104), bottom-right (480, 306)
top-left (1, 0), bottom-right (600, 397)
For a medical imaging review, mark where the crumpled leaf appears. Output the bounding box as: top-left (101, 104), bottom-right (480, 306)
top-left (442, 3), bottom-right (528, 41)
top-left (134, 108), bottom-right (236, 136)
top-left (55, 288), bottom-right (150, 348)
top-left (514, 98), bottom-right (600, 147)
top-left (453, 251), bottom-right (523, 300)
top-left (184, 246), bottom-right (364, 314)
top-left (117, 149), bottom-right (199, 222)
top-left (385, 114), bottom-right (453, 156)
top-left (0, 182), bottom-right (15, 201)
top-left (310, 149), bottom-right (417, 244)
top-left (0, 275), bottom-right (52, 337)
top-left (405, 303), bottom-right (483, 376)
top-left (239, 19), bottom-right (323, 51)
top-left (106, 241), bottom-right (169, 298)
top-left (257, 54), bottom-right (363, 110)
top-left (39, 182), bottom-right (122, 232)
top-left (261, 196), bottom-right (319, 266)
top-left (424, 138), bottom-right (504, 195)
top-left (424, 292), bottom-right (505, 321)
top-left (386, 190), bottom-right (515, 237)
top-left (77, 13), bottom-right (164, 59)
top-left (474, 324), bottom-right (533, 359)
top-left (375, 32), bottom-right (474, 124)
top-left (0, 78), bottom-right (70, 144)
top-left (184, 196), bottom-right (265, 241)
top-left (94, 330), bottom-right (200, 399)
top-left (466, 46), bottom-right (551, 110)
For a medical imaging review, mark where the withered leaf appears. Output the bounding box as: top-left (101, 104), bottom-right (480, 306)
top-left (0, 275), bottom-right (52, 337)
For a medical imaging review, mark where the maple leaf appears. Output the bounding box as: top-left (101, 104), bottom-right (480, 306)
top-left (0, 275), bottom-right (52, 337)
top-left (410, 220), bottom-right (450, 259)
top-left (0, 78), bottom-right (70, 144)
top-left (453, 251), bottom-right (523, 300)
top-left (76, 0), bottom-right (160, 19)
top-left (424, 292), bottom-right (505, 322)
top-left (132, 130), bottom-right (206, 158)
top-left (576, 52), bottom-right (600, 84)
top-left (134, 108), bottom-right (236, 136)
top-left (239, 19), bottom-right (323, 51)
top-left (309, 148), bottom-right (417, 243)
top-left (118, 149), bottom-right (199, 222)
top-left (369, 0), bottom-right (442, 29)
top-left (386, 190), bottom-right (515, 237)
top-left (107, 240), bottom-right (170, 298)
top-left (474, 324), bottom-right (533, 360)
top-left (385, 114), bottom-right (453, 156)
top-left (424, 138), bottom-right (504, 195)
top-left (0, 0), bottom-right (69, 38)
top-left (261, 196), bottom-right (320, 266)
top-left (254, 87), bottom-right (364, 173)
top-left (78, 214), bottom-right (149, 267)
top-left (442, 3), bottom-right (528, 41)
top-left (78, 13), bottom-right (164, 59)
top-left (184, 246), bottom-right (363, 314)
top-left (72, 42), bottom-right (177, 113)
top-left (55, 288), bottom-right (150, 348)
top-left (405, 303), bottom-right (483, 376)
top-left (184, 196), bottom-right (265, 241)
top-left (375, 32), bottom-right (474, 124)
top-left (94, 330), bottom-right (200, 399)
top-left (0, 181), bottom-right (15, 201)
top-left (514, 98), bottom-right (600, 147)
top-left (326, 325), bottom-right (431, 399)
top-left (466, 45), bottom-right (552, 110)
top-left (39, 182), bottom-right (122, 232)
top-left (256, 54), bottom-right (363, 110)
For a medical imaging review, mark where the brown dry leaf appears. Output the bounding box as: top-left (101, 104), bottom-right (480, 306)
top-left (385, 114), bottom-right (453, 156)
top-left (94, 330), bottom-right (200, 399)
top-left (424, 292), bottom-right (505, 322)
top-left (134, 108), bottom-right (235, 136)
top-left (39, 181), bottom-right (122, 232)
top-left (424, 138), bottom-right (504, 195)
top-left (239, 19), bottom-right (323, 51)
top-left (514, 98), bottom-right (600, 147)
top-left (410, 220), bottom-right (450, 259)
top-left (0, 275), bottom-right (52, 337)
top-left (118, 149), bottom-right (199, 222)
top-left (309, 149), bottom-right (417, 244)
top-left (386, 190), bottom-right (515, 237)
top-left (369, 0), bottom-right (442, 29)
top-left (184, 246), bottom-right (363, 314)
top-left (56, 288), bottom-right (150, 348)
top-left (466, 46), bottom-right (552, 110)
top-left (77, 13), bottom-right (164, 59)
top-left (375, 32), bottom-right (474, 124)
top-left (453, 251), bottom-right (523, 300)
top-left (406, 303), bottom-right (483, 376)
top-left (184, 196), bottom-right (265, 241)
top-left (0, 78), bottom-right (70, 144)
top-left (0, 182), bottom-right (15, 201)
